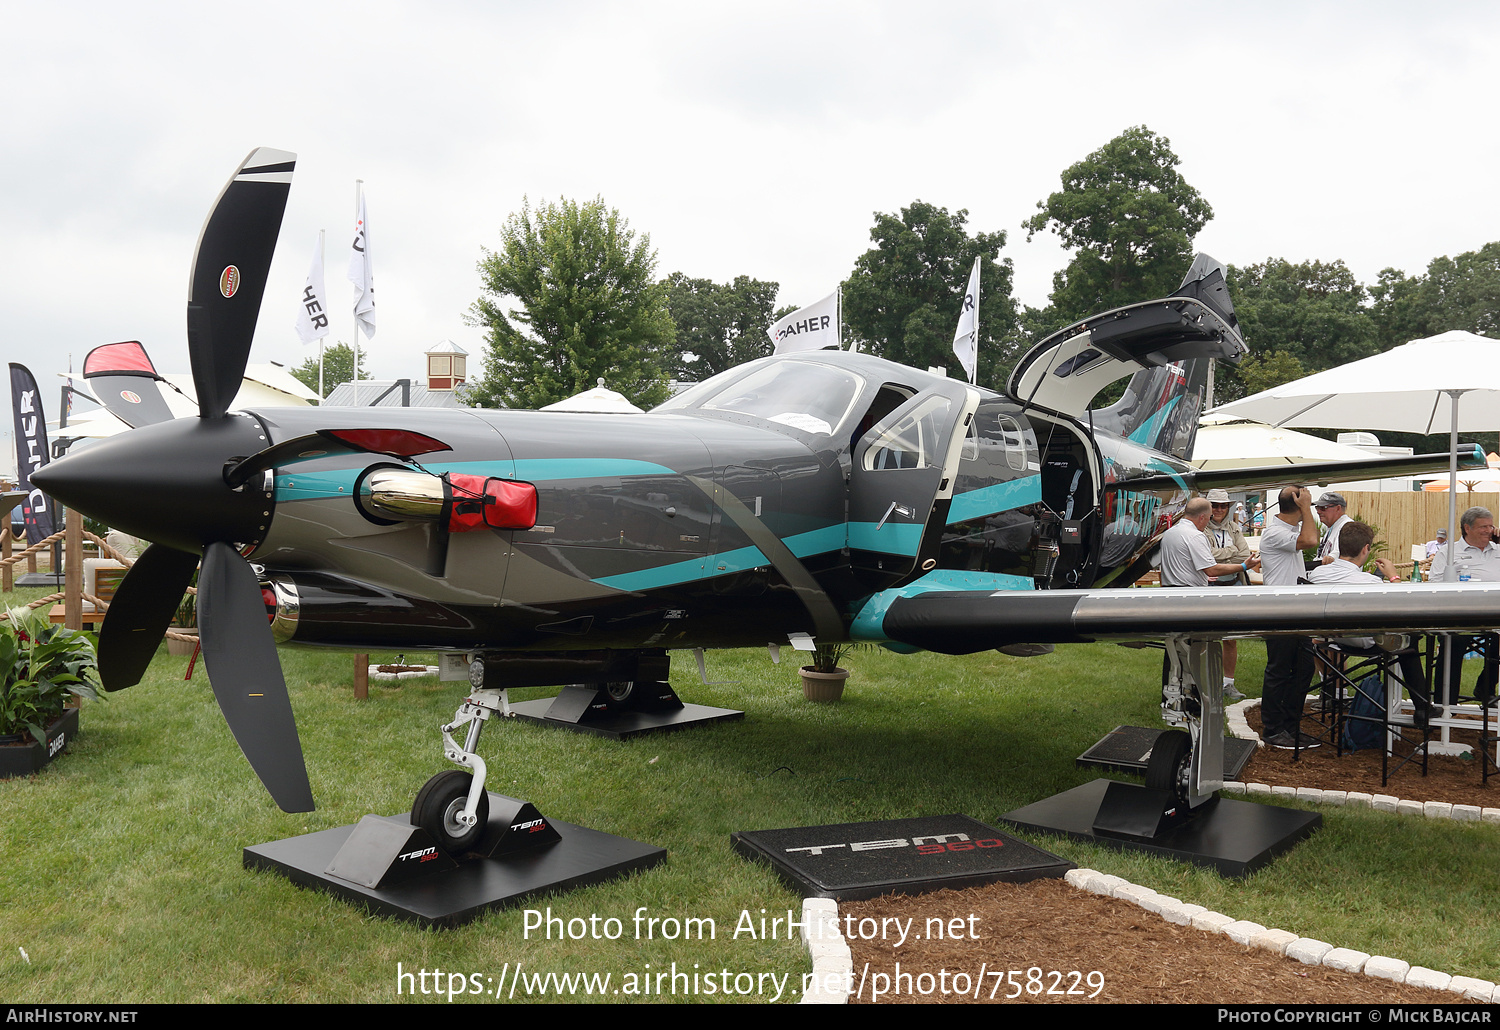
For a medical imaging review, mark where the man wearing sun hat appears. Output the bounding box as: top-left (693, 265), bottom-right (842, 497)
top-left (1202, 488), bottom-right (1252, 699)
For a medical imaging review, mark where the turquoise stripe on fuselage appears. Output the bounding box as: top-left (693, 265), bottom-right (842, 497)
top-left (847, 520), bottom-right (923, 555)
top-left (947, 475), bottom-right (1041, 524)
top-left (594, 526), bottom-right (846, 592)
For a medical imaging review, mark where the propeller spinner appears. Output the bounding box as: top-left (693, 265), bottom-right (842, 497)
top-left (33, 148), bottom-right (315, 813)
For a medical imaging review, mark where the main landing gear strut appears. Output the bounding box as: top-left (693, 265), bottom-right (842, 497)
top-left (1153, 634), bottom-right (1229, 814)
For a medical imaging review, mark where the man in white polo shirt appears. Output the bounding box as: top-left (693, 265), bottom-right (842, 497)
top-left (1158, 497), bottom-right (1261, 700)
top-left (1308, 519), bottom-right (1433, 725)
top-left (1260, 485), bottom-right (1322, 749)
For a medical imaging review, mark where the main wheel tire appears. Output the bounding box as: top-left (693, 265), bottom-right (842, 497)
top-left (1144, 730), bottom-right (1192, 805)
top-left (412, 770), bottom-right (490, 854)
top-left (604, 680), bottom-right (634, 703)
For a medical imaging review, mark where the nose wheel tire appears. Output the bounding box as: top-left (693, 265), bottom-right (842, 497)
top-left (1144, 729), bottom-right (1192, 806)
top-left (412, 770), bottom-right (489, 854)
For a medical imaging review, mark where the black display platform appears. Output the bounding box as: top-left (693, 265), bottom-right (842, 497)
top-left (732, 815), bottom-right (1073, 901)
top-left (244, 798), bottom-right (666, 928)
top-left (509, 697), bottom-right (743, 739)
top-left (1077, 725), bottom-right (1257, 781)
top-left (1001, 779), bottom-right (1321, 878)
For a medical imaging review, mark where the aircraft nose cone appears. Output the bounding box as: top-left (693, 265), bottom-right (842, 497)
top-left (34, 415), bottom-right (273, 554)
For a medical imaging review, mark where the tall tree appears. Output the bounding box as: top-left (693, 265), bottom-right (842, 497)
top-left (289, 341), bottom-right (371, 398)
top-left (841, 200), bottom-right (1020, 386)
top-left (663, 273), bottom-right (779, 381)
top-left (1370, 242), bottom-right (1500, 349)
top-left (1214, 259), bottom-right (1377, 403)
top-left (467, 196), bottom-right (675, 410)
top-left (1025, 125), bottom-right (1213, 329)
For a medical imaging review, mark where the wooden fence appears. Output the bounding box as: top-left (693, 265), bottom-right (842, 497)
top-left (1340, 491), bottom-right (1500, 561)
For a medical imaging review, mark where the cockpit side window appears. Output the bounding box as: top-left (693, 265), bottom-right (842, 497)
top-left (862, 396), bottom-right (953, 472)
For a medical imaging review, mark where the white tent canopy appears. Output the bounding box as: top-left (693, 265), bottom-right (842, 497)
top-left (1191, 416), bottom-right (1382, 470)
top-left (539, 379), bottom-right (644, 414)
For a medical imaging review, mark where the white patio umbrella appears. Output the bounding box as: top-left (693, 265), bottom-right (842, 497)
top-left (1209, 329), bottom-right (1500, 578)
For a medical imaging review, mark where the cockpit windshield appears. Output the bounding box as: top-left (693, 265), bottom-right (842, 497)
top-left (655, 360), bottom-right (864, 437)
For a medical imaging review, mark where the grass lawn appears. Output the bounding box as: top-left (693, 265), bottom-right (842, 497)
top-left (2, 593), bottom-right (1498, 1003)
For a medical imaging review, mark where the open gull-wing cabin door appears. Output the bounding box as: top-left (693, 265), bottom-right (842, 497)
top-left (850, 378), bottom-right (980, 590)
top-left (1007, 255), bottom-right (1248, 460)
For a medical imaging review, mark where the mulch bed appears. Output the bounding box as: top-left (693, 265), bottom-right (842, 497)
top-left (842, 879), bottom-right (1474, 1004)
top-left (1242, 704), bottom-right (1499, 805)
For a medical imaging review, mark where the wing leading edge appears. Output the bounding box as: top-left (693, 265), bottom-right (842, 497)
top-left (874, 582), bottom-right (1500, 655)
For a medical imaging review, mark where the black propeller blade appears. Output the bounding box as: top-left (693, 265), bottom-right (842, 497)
top-left (187, 147), bottom-right (294, 419)
top-left (198, 541), bottom-right (314, 814)
top-left (96, 544), bottom-right (200, 691)
top-left (33, 147), bottom-right (314, 813)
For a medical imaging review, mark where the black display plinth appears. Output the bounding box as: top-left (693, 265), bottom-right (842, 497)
top-left (1001, 779), bottom-right (1321, 878)
top-left (1077, 725), bottom-right (1256, 781)
top-left (732, 814), bottom-right (1073, 901)
top-left (510, 683), bottom-right (743, 740)
top-left (244, 794), bottom-right (666, 928)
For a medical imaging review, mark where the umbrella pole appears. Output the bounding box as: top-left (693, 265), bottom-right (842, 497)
top-left (1445, 389), bottom-right (1466, 582)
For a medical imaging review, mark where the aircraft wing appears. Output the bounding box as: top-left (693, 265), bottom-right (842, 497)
top-left (1115, 447), bottom-right (1486, 497)
top-left (872, 582), bottom-right (1500, 654)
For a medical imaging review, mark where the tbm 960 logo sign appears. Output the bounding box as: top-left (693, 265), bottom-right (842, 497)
top-left (786, 832), bottom-right (1004, 857)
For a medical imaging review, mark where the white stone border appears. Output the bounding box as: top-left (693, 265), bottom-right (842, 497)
top-left (1062, 867), bottom-right (1498, 1001)
top-left (1225, 698), bottom-right (1500, 824)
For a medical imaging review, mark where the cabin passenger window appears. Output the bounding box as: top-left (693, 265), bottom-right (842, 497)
top-left (998, 416), bottom-right (1027, 472)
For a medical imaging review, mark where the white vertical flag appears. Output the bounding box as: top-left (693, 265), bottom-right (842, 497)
top-left (768, 290), bottom-right (840, 354)
top-left (294, 233), bottom-right (330, 344)
top-left (952, 257), bottom-right (980, 384)
top-left (347, 189), bottom-right (376, 339)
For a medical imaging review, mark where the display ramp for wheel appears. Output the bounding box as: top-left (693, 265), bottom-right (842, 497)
top-left (244, 792), bottom-right (665, 928)
top-left (508, 680), bottom-right (743, 739)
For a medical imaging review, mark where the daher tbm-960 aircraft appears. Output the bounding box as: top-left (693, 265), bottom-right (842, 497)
top-left (34, 148), bottom-right (1500, 854)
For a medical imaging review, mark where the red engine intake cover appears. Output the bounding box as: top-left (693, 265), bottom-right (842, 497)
top-left (446, 473), bottom-right (537, 532)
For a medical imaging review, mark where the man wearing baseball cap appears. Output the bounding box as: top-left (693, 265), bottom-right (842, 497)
top-left (1315, 492), bottom-right (1352, 563)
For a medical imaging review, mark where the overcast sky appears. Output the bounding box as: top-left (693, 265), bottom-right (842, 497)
top-left (4, 1), bottom-right (1499, 450)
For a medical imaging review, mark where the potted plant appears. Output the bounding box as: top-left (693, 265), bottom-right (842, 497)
top-left (0, 604), bottom-right (100, 778)
top-left (800, 641), bottom-right (860, 702)
top-left (167, 572), bottom-right (199, 656)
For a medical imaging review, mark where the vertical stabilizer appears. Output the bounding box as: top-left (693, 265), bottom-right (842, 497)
top-left (1087, 255), bottom-right (1239, 459)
